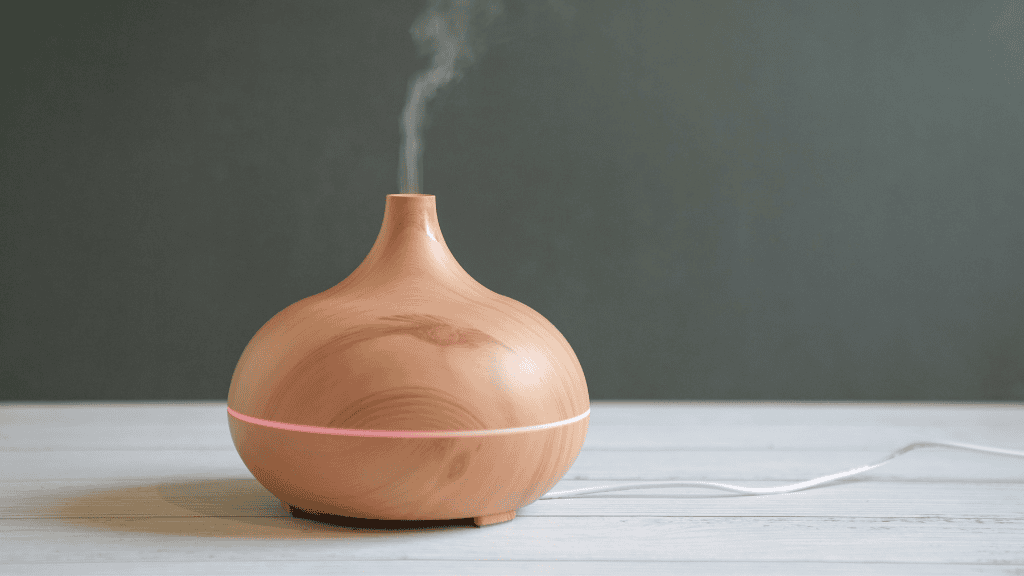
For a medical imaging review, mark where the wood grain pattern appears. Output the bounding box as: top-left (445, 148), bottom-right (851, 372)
top-left (228, 413), bottom-right (587, 521)
top-left (225, 194), bottom-right (590, 521)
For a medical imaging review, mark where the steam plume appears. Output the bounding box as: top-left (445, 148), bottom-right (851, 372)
top-left (399, 0), bottom-right (502, 194)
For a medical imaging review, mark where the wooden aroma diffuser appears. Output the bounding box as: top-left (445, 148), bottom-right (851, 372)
top-left (227, 194), bottom-right (590, 527)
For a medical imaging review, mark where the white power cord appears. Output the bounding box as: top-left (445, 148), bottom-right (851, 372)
top-left (539, 440), bottom-right (1024, 499)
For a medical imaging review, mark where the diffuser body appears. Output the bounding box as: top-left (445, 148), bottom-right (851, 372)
top-left (227, 194), bottom-right (589, 525)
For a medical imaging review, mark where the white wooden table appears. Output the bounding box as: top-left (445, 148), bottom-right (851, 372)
top-left (2, 401), bottom-right (1023, 575)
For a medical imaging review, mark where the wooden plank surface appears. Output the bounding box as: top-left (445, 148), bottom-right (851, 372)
top-left (2, 401), bottom-right (1023, 575)
top-left (4, 447), bottom-right (1023, 482)
top-left (3, 561), bottom-right (1023, 576)
top-left (2, 478), bottom-right (1023, 519)
top-left (3, 516), bottom-right (1024, 563)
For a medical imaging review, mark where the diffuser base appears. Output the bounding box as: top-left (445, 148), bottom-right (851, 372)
top-left (473, 510), bottom-right (516, 526)
top-left (281, 501), bottom-right (514, 528)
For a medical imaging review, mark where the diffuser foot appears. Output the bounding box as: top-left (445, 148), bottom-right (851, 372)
top-left (473, 510), bottom-right (516, 527)
top-left (282, 501), bottom-right (477, 529)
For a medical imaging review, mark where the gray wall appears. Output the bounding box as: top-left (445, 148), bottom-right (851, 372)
top-left (2, 0), bottom-right (1023, 401)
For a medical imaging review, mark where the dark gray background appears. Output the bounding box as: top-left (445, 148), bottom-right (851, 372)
top-left (2, 0), bottom-right (1023, 401)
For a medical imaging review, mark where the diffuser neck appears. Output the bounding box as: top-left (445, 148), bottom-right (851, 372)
top-left (334, 194), bottom-right (479, 295)
top-left (376, 194), bottom-right (445, 249)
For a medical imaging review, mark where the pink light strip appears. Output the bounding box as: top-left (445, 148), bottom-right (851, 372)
top-left (226, 405), bottom-right (590, 438)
